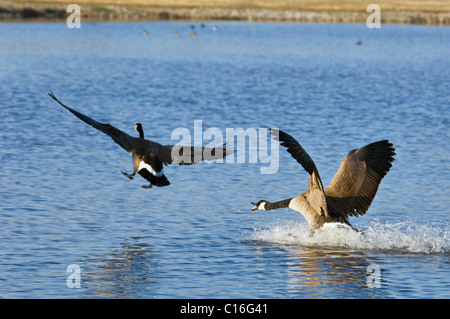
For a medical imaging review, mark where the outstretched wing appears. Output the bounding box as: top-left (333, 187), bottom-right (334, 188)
top-left (49, 92), bottom-right (135, 152)
top-left (271, 128), bottom-right (328, 217)
top-left (160, 144), bottom-right (232, 165)
top-left (324, 140), bottom-right (395, 218)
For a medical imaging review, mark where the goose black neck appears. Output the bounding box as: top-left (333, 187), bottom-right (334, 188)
top-left (136, 125), bottom-right (144, 139)
top-left (267, 198), bottom-right (292, 210)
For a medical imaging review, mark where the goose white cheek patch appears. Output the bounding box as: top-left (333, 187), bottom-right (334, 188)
top-left (138, 161), bottom-right (164, 177)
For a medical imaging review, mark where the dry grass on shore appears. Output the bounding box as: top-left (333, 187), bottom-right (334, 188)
top-left (15, 0), bottom-right (450, 13)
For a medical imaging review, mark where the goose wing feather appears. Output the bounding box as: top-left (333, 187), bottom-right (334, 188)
top-left (324, 140), bottom-right (395, 218)
top-left (49, 92), bottom-right (136, 153)
top-left (271, 129), bottom-right (328, 217)
top-left (271, 129), bottom-right (317, 176)
top-left (50, 93), bottom-right (232, 166)
top-left (161, 144), bottom-right (232, 165)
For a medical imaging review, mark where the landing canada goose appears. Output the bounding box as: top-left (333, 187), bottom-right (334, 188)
top-left (48, 92), bottom-right (231, 188)
top-left (252, 129), bottom-right (395, 231)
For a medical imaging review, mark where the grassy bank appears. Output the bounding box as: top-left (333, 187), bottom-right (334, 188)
top-left (2, 0), bottom-right (449, 24)
top-left (11, 0), bottom-right (450, 13)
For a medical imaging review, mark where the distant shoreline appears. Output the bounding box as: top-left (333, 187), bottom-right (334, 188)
top-left (1, 1), bottom-right (449, 25)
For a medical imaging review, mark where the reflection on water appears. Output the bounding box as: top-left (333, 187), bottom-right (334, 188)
top-left (83, 239), bottom-right (159, 298)
top-left (249, 222), bottom-right (450, 298)
top-left (285, 248), bottom-right (372, 298)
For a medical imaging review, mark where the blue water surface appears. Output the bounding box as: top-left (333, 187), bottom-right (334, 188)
top-left (0, 21), bottom-right (449, 298)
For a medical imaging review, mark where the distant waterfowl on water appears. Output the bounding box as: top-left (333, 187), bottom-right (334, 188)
top-left (252, 129), bottom-right (395, 231)
top-left (48, 93), bottom-right (231, 188)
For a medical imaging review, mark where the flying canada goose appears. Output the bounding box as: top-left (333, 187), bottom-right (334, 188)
top-left (48, 92), bottom-right (232, 188)
top-left (252, 129), bottom-right (395, 231)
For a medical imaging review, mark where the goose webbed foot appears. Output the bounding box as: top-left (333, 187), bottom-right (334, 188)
top-left (141, 184), bottom-right (153, 189)
top-left (121, 171), bottom-right (135, 180)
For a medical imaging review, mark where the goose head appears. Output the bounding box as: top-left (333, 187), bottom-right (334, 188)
top-left (251, 200), bottom-right (269, 211)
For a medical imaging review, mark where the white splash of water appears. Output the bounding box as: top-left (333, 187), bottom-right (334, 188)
top-left (248, 221), bottom-right (449, 254)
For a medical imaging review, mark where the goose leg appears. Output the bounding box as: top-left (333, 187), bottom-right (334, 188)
top-left (141, 184), bottom-right (153, 189)
top-left (121, 170), bottom-right (136, 179)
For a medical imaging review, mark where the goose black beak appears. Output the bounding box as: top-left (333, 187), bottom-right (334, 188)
top-left (251, 202), bottom-right (258, 211)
